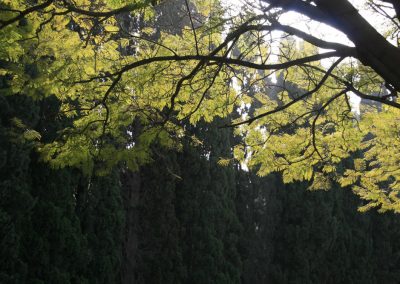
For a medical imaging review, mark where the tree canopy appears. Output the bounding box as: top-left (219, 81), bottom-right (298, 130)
top-left (2, 0), bottom-right (400, 212)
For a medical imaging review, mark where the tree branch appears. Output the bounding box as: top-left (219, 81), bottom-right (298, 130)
top-left (223, 57), bottom-right (344, 127)
top-left (311, 88), bottom-right (348, 160)
top-left (0, 0), bottom-right (54, 29)
top-left (61, 0), bottom-right (151, 17)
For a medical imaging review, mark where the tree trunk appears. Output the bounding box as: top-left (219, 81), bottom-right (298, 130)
top-left (120, 170), bottom-right (142, 284)
top-left (265, 0), bottom-right (400, 91)
top-left (317, 0), bottom-right (400, 91)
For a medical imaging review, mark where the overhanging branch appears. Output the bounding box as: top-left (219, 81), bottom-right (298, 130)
top-left (223, 57), bottom-right (345, 127)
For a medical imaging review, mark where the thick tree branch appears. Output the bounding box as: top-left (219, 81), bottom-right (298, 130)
top-left (0, 0), bottom-right (54, 29)
top-left (74, 51), bottom-right (345, 86)
top-left (262, 0), bottom-right (400, 92)
top-left (61, 0), bottom-right (151, 17)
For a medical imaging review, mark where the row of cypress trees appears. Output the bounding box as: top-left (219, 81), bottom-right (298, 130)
top-left (2, 91), bottom-right (400, 283)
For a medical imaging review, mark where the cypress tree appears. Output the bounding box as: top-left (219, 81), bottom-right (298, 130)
top-left (77, 170), bottom-right (124, 284)
top-left (135, 145), bottom-right (184, 284)
top-left (0, 94), bottom-right (89, 283)
top-left (176, 119), bottom-right (242, 284)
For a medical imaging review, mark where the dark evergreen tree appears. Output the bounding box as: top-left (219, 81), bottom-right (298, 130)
top-left (134, 146), bottom-right (185, 284)
top-left (236, 171), bottom-right (400, 284)
top-left (235, 171), bottom-right (281, 284)
top-left (0, 93), bottom-right (124, 284)
top-left (176, 119), bottom-right (242, 284)
top-left (0, 94), bottom-right (38, 283)
top-left (0, 94), bottom-right (88, 283)
top-left (77, 170), bottom-right (125, 284)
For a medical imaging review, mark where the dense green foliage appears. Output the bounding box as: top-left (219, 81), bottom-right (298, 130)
top-left (3, 0), bottom-right (400, 211)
